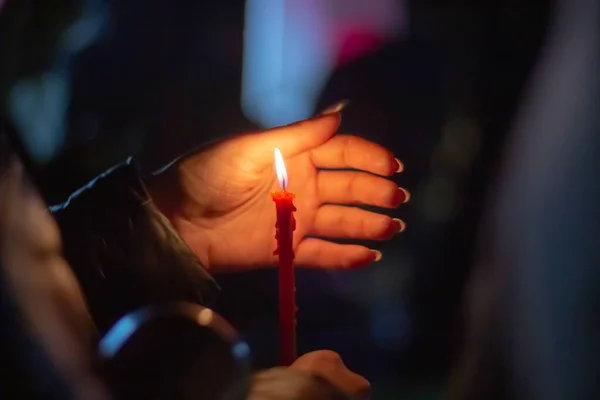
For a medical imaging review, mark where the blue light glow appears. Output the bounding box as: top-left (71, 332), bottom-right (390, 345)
top-left (241, 0), bottom-right (333, 128)
top-left (99, 314), bottom-right (141, 358)
top-left (232, 342), bottom-right (251, 360)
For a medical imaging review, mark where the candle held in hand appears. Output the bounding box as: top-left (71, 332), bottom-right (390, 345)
top-left (271, 148), bottom-right (297, 366)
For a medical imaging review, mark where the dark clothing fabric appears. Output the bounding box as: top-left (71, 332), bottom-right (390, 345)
top-left (51, 158), bottom-right (219, 334)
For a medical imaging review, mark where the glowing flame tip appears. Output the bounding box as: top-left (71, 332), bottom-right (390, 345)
top-left (274, 147), bottom-right (288, 189)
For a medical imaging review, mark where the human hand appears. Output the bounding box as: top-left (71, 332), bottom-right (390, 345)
top-left (289, 350), bottom-right (370, 400)
top-left (148, 103), bottom-right (409, 273)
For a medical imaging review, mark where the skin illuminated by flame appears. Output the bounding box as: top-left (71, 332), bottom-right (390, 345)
top-left (274, 148), bottom-right (288, 190)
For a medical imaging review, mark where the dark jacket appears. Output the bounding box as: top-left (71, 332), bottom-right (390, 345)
top-left (51, 158), bottom-right (219, 335)
top-left (0, 135), bottom-right (352, 399)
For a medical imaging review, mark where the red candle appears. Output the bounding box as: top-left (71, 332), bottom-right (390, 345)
top-left (271, 148), bottom-right (297, 366)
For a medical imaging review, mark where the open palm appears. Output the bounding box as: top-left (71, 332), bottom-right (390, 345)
top-left (149, 112), bottom-right (408, 273)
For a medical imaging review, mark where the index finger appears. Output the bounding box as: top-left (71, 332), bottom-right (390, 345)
top-left (310, 135), bottom-right (402, 176)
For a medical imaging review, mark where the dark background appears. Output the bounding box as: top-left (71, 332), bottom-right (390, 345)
top-left (41, 1), bottom-right (553, 397)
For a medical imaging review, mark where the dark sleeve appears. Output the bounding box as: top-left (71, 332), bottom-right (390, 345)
top-left (51, 158), bottom-right (220, 334)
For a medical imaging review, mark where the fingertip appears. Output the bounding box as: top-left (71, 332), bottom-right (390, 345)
top-left (292, 111), bottom-right (341, 131)
top-left (392, 218), bottom-right (406, 233)
top-left (359, 377), bottom-right (372, 399)
top-left (400, 188), bottom-right (410, 203)
top-left (394, 158), bottom-right (404, 173)
top-left (393, 187), bottom-right (411, 205)
top-left (348, 249), bottom-right (381, 268)
top-left (314, 111), bottom-right (342, 130)
top-left (379, 152), bottom-right (402, 177)
top-left (370, 249), bottom-right (382, 262)
top-left (347, 248), bottom-right (380, 269)
top-left (319, 99), bottom-right (350, 115)
top-left (296, 239), bottom-right (383, 270)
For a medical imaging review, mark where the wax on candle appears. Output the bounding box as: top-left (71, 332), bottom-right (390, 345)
top-left (271, 148), bottom-right (297, 366)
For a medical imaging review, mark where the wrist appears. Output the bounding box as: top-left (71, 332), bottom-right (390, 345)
top-left (143, 169), bottom-right (213, 271)
top-left (143, 168), bottom-right (178, 221)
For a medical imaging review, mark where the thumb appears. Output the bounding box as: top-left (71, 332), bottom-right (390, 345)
top-left (290, 350), bottom-right (371, 399)
top-left (243, 111), bottom-right (343, 167)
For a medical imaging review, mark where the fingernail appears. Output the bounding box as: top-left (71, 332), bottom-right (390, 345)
top-left (320, 99), bottom-right (349, 115)
top-left (395, 158), bottom-right (404, 173)
top-left (400, 188), bottom-right (410, 203)
top-left (370, 250), bottom-right (382, 262)
top-left (392, 218), bottom-right (406, 233)
top-left (394, 187), bottom-right (410, 204)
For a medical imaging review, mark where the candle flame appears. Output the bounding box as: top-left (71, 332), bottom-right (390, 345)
top-left (274, 148), bottom-right (288, 189)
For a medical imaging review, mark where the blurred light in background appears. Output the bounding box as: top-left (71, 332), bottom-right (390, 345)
top-left (241, 0), bottom-right (405, 128)
top-left (325, 0), bottom-right (406, 67)
top-left (418, 116), bottom-right (481, 224)
top-left (6, 0), bottom-right (107, 166)
top-left (369, 252), bottom-right (413, 350)
top-left (9, 69), bottom-right (70, 165)
top-left (62, 0), bottom-right (108, 53)
top-left (241, 0), bottom-right (331, 128)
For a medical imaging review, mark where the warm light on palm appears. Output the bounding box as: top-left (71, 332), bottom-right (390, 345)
top-left (151, 113), bottom-right (408, 273)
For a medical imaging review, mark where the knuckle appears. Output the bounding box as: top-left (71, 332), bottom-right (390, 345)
top-left (318, 350), bottom-right (342, 364)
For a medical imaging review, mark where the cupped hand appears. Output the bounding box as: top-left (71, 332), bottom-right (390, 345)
top-left (148, 107), bottom-right (409, 273)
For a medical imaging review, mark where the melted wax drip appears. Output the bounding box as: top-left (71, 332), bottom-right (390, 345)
top-left (273, 205), bottom-right (297, 256)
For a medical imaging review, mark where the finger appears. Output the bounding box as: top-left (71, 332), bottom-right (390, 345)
top-left (311, 205), bottom-right (404, 240)
top-left (290, 350), bottom-right (371, 400)
top-left (295, 238), bottom-right (381, 269)
top-left (317, 170), bottom-right (410, 208)
top-left (240, 114), bottom-right (342, 167)
top-left (249, 368), bottom-right (356, 400)
top-left (310, 135), bottom-right (402, 176)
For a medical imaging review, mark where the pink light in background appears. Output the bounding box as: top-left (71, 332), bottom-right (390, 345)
top-left (241, 0), bottom-right (406, 128)
top-left (325, 0), bottom-right (405, 66)
top-left (335, 28), bottom-right (384, 66)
